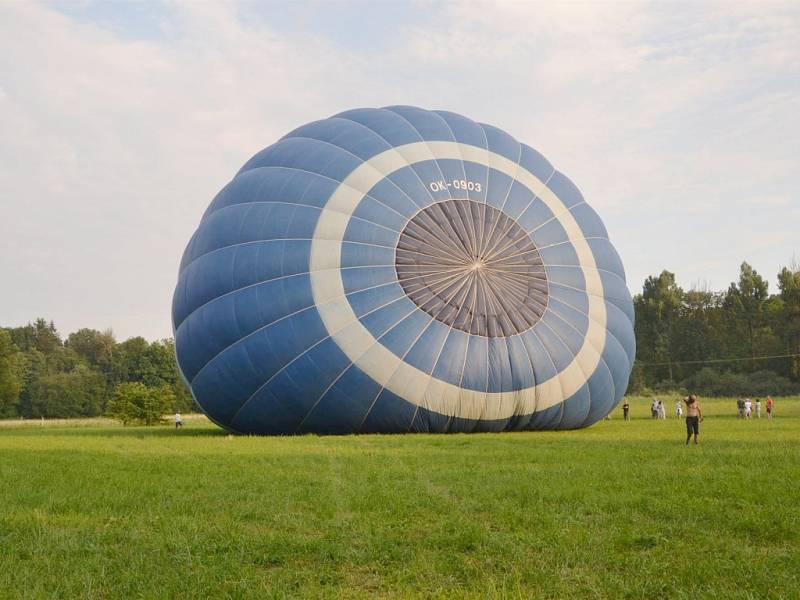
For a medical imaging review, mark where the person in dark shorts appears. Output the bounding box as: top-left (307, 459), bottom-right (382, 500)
top-left (622, 400), bottom-right (630, 421)
top-left (684, 395), bottom-right (702, 445)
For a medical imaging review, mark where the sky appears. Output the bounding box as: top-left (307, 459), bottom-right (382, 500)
top-left (1, 0), bottom-right (798, 342)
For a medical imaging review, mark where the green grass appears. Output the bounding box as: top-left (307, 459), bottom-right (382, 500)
top-left (1, 397), bottom-right (798, 599)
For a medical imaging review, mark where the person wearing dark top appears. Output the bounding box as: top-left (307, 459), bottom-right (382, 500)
top-left (622, 401), bottom-right (630, 421)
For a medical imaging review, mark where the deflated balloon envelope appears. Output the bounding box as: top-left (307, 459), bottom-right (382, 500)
top-left (172, 106), bottom-right (636, 434)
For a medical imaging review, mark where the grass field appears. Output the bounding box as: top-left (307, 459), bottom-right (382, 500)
top-left (1, 396), bottom-right (798, 599)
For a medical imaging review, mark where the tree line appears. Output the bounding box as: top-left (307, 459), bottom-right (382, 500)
top-left (632, 261), bottom-right (800, 396)
top-left (1, 259), bottom-right (799, 421)
top-left (0, 320), bottom-right (192, 421)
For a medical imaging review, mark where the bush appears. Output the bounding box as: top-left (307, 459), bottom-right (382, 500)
top-left (652, 379), bottom-right (687, 395)
top-left (107, 382), bottom-right (175, 426)
top-left (682, 368), bottom-right (800, 397)
top-left (748, 370), bottom-right (800, 396)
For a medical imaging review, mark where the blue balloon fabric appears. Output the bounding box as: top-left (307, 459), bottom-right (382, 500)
top-left (172, 106), bottom-right (636, 434)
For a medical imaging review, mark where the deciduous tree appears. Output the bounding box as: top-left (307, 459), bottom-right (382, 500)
top-left (0, 330), bottom-right (21, 417)
top-left (724, 262), bottom-right (769, 368)
top-left (778, 265), bottom-right (800, 378)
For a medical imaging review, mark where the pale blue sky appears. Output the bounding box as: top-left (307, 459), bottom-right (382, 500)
top-left (1, 1), bottom-right (798, 341)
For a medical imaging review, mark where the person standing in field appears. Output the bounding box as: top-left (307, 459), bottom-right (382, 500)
top-left (675, 399), bottom-right (683, 418)
top-left (766, 396), bottom-right (774, 420)
top-left (737, 397), bottom-right (745, 419)
top-left (744, 398), bottom-right (752, 419)
top-left (651, 398), bottom-right (659, 419)
top-left (685, 395), bottom-right (702, 445)
top-left (622, 400), bottom-right (630, 421)
top-left (175, 412), bottom-right (182, 429)
top-left (755, 398), bottom-right (762, 418)
top-left (658, 400), bottom-right (666, 419)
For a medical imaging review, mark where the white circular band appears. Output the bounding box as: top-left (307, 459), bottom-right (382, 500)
top-left (309, 141), bottom-right (607, 420)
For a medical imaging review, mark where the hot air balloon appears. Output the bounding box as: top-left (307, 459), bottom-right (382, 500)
top-left (172, 106), bottom-right (635, 434)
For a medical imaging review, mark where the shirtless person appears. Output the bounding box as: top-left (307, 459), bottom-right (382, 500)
top-left (684, 395), bottom-right (703, 446)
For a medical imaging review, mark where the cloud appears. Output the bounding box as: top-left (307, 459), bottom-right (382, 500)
top-left (0, 2), bottom-right (376, 340)
top-left (743, 196), bottom-right (791, 206)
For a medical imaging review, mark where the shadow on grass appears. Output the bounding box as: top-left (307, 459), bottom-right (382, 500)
top-left (1, 426), bottom-right (229, 438)
top-left (93, 427), bottom-right (229, 438)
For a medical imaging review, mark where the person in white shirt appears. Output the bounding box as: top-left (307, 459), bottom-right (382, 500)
top-left (755, 399), bottom-right (761, 418)
top-left (675, 399), bottom-right (683, 418)
top-left (175, 412), bottom-right (183, 429)
top-left (744, 399), bottom-right (752, 419)
top-left (657, 400), bottom-right (666, 419)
